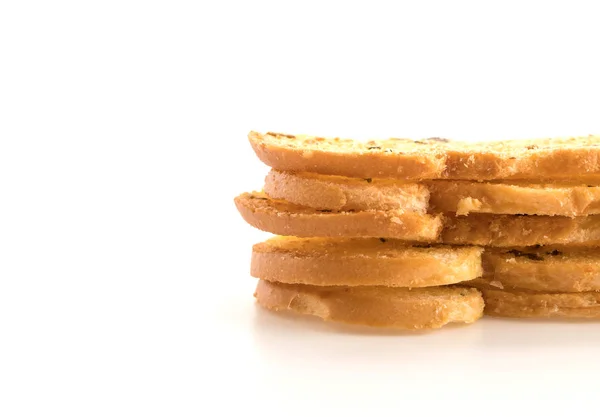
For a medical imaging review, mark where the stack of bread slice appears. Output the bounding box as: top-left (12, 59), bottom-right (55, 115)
top-left (235, 131), bottom-right (600, 329)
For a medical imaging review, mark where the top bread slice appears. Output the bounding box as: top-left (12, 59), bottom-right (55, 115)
top-left (441, 135), bottom-right (600, 181)
top-left (249, 131), bottom-right (600, 181)
top-left (249, 131), bottom-right (446, 180)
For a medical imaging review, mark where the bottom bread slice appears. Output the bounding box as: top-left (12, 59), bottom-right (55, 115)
top-left (254, 280), bottom-right (484, 329)
top-left (471, 285), bottom-right (600, 318)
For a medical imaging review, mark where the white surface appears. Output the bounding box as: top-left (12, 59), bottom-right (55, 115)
top-left (2, 1), bottom-right (600, 415)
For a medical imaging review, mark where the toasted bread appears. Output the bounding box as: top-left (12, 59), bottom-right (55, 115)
top-left (254, 280), bottom-right (484, 329)
top-left (249, 131), bottom-right (445, 180)
top-left (442, 213), bottom-right (600, 247)
top-left (428, 181), bottom-right (600, 216)
top-left (442, 135), bottom-right (600, 181)
top-left (474, 247), bottom-right (600, 292)
top-left (264, 169), bottom-right (429, 212)
top-left (234, 192), bottom-right (443, 241)
top-left (472, 286), bottom-right (600, 319)
top-left (251, 236), bottom-right (482, 287)
top-left (249, 131), bottom-right (600, 181)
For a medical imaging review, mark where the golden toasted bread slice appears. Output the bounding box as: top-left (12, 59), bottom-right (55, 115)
top-left (234, 192), bottom-right (442, 241)
top-left (249, 131), bottom-right (445, 180)
top-left (441, 135), bottom-right (600, 181)
top-left (476, 247), bottom-right (600, 292)
top-left (251, 236), bottom-right (482, 287)
top-left (471, 286), bottom-right (600, 319)
top-left (442, 213), bottom-right (600, 247)
top-left (254, 280), bottom-right (484, 329)
top-left (250, 131), bottom-right (600, 181)
top-left (428, 181), bottom-right (600, 216)
top-left (264, 169), bottom-right (429, 212)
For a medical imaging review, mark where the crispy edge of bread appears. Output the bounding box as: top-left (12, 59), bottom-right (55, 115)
top-left (264, 169), bottom-right (429, 212)
top-left (428, 180), bottom-right (600, 217)
top-left (234, 192), bottom-right (443, 241)
top-left (249, 131), bottom-right (446, 180)
top-left (251, 236), bottom-right (482, 287)
top-left (254, 280), bottom-right (484, 329)
top-left (442, 213), bottom-right (600, 247)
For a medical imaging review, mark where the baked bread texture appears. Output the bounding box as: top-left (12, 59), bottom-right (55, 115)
top-left (478, 247), bottom-right (600, 292)
top-left (252, 236), bottom-right (482, 287)
top-left (442, 135), bottom-right (600, 181)
top-left (234, 192), bottom-right (443, 241)
top-left (265, 170), bottom-right (600, 216)
top-left (249, 131), bottom-right (446, 181)
top-left (442, 213), bottom-right (600, 247)
top-left (470, 286), bottom-right (600, 319)
top-left (428, 181), bottom-right (600, 216)
top-left (250, 131), bottom-right (600, 181)
top-left (254, 280), bottom-right (484, 329)
top-left (264, 169), bottom-right (429, 212)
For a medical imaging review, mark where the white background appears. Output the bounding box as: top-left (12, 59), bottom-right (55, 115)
top-left (1, 1), bottom-right (600, 415)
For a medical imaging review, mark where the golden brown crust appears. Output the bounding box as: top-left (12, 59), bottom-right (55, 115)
top-left (249, 131), bottom-right (600, 181)
top-left (251, 236), bottom-right (483, 287)
top-left (443, 136), bottom-right (600, 181)
top-left (477, 247), bottom-right (600, 292)
top-left (234, 192), bottom-right (443, 241)
top-left (428, 181), bottom-right (600, 217)
top-left (442, 213), bottom-right (600, 247)
top-left (474, 287), bottom-right (600, 318)
top-left (264, 169), bottom-right (429, 212)
top-left (254, 280), bottom-right (484, 329)
top-left (249, 131), bottom-right (445, 180)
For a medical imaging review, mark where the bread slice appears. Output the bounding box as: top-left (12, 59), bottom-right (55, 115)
top-left (249, 131), bottom-right (446, 180)
top-left (428, 181), bottom-right (600, 216)
top-left (471, 286), bottom-right (600, 319)
top-left (249, 131), bottom-right (600, 181)
top-left (265, 170), bottom-right (600, 216)
top-left (251, 236), bottom-right (482, 287)
top-left (442, 213), bottom-right (600, 247)
top-left (254, 280), bottom-right (484, 329)
top-left (477, 247), bottom-right (600, 292)
top-left (442, 135), bottom-right (600, 181)
top-left (234, 192), bottom-right (443, 241)
top-left (264, 169), bottom-right (429, 212)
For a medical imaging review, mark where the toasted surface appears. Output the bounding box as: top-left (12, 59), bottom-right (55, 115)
top-left (234, 192), bottom-right (443, 241)
top-left (254, 280), bottom-right (484, 329)
top-left (252, 236), bottom-right (483, 287)
top-left (428, 181), bottom-right (600, 216)
top-left (250, 131), bottom-right (600, 181)
top-left (473, 287), bottom-right (600, 319)
top-left (264, 169), bottom-right (429, 212)
top-left (442, 213), bottom-right (600, 247)
top-left (249, 131), bottom-right (446, 180)
top-left (478, 247), bottom-right (600, 292)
